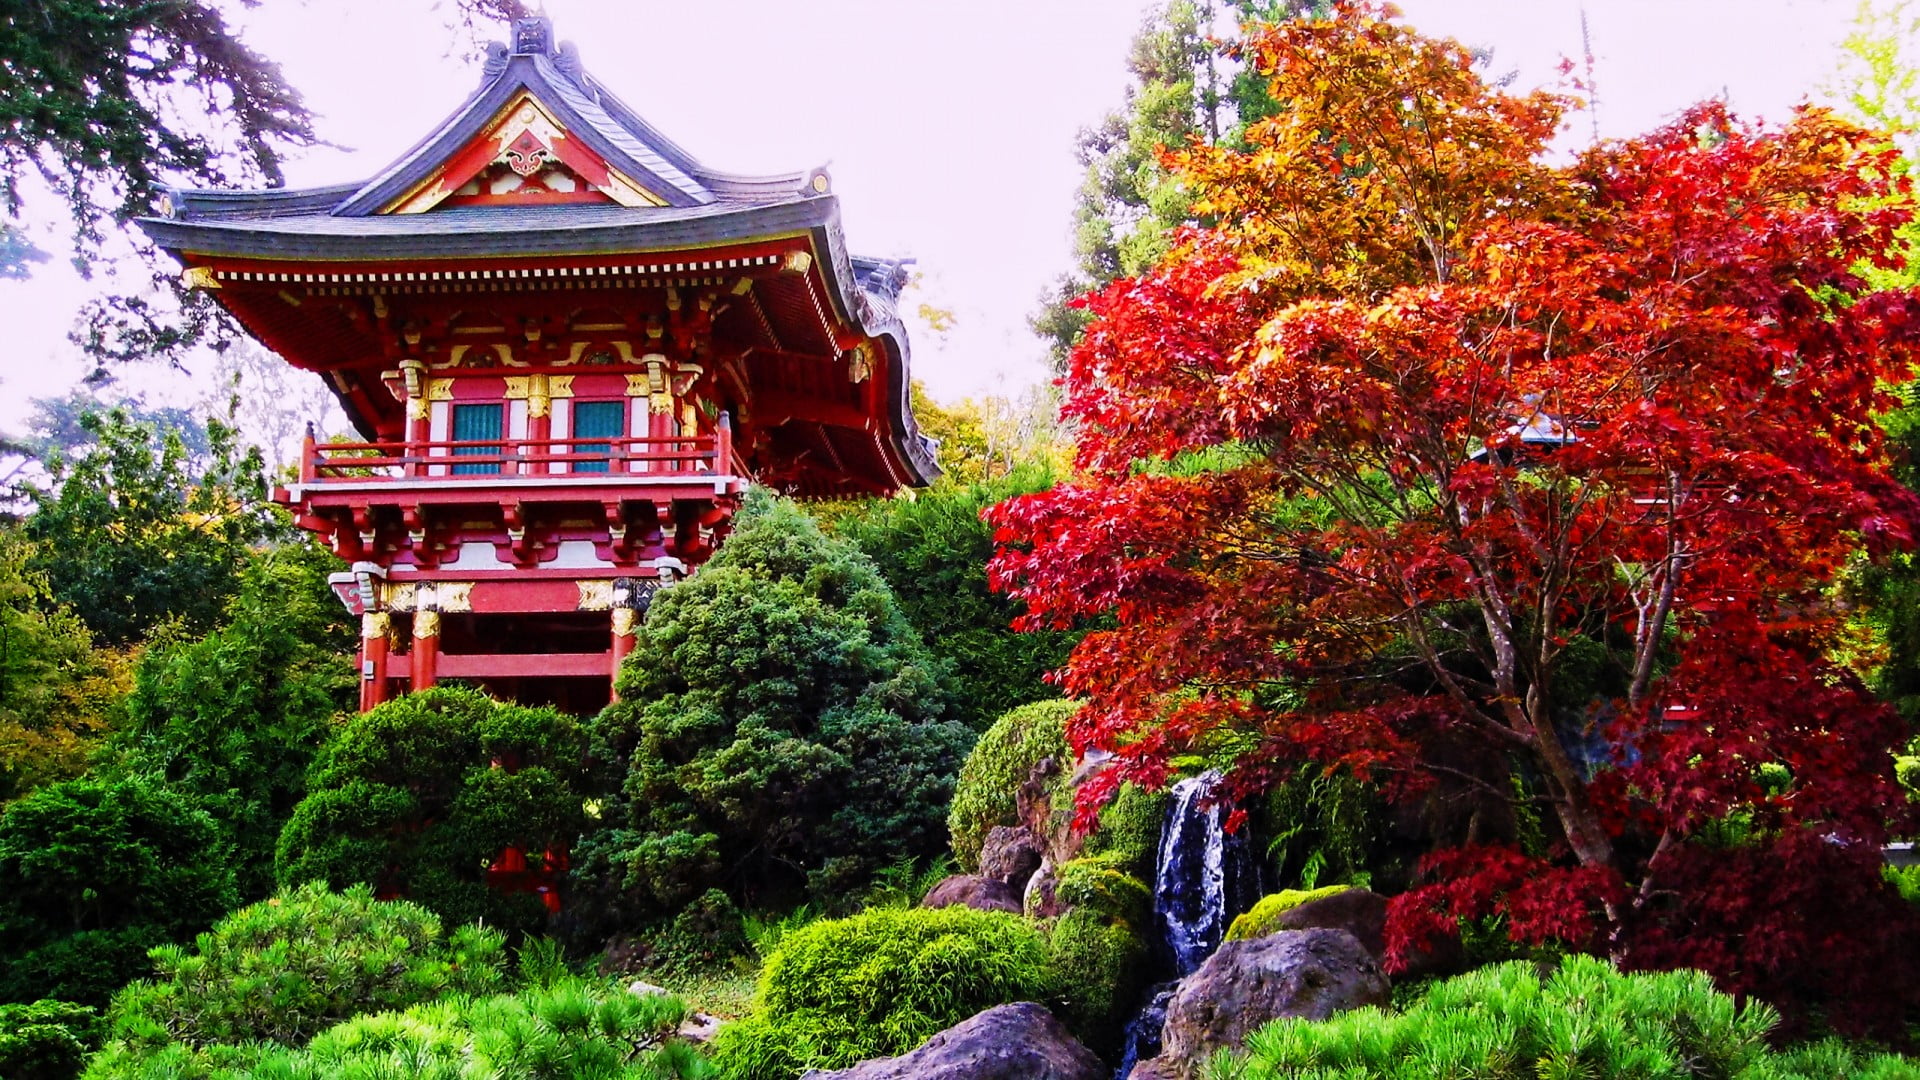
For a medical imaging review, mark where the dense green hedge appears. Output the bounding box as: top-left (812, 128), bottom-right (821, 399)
top-left (709, 906), bottom-right (1055, 1079)
top-left (86, 882), bottom-right (507, 1075)
top-left (1210, 955), bottom-right (1920, 1080)
top-left (0, 776), bottom-right (236, 1006)
top-left (1048, 906), bottom-right (1150, 1059)
top-left (833, 465), bottom-right (1078, 729)
top-left (0, 999), bottom-right (99, 1080)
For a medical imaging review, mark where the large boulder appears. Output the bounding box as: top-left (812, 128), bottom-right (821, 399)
top-left (922, 874), bottom-right (1023, 914)
top-left (980, 825), bottom-right (1044, 893)
top-left (1135, 928), bottom-right (1389, 1079)
top-left (803, 1001), bottom-right (1106, 1080)
top-left (1271, 888), bottom-right (1389, 959)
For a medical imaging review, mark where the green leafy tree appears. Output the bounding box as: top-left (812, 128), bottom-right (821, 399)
top-left (577, 493), bottom-right (969, 925)
top-left (0, 528), bottom-right (127, 803)
top-left (111, 543), bottom-right (353, 898)
top-left (21, 408), bottom-right (275, 646)
top-left (275, 687), bottom-right (590, 935)
top-left (0, 775), bottom-right (235, 1006)
top-left (0, 999), bottom-right (99, 1080)
top-left (836, 464), bottom-right (1080, 730)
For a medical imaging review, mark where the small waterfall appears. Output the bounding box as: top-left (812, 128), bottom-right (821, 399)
top-left (1113, 770), bottom-right (1260, 1078)
top-left (1153, 770), bottom-right (1260, 977)
top-left (1112, 983), bottom-right (1175, 1079)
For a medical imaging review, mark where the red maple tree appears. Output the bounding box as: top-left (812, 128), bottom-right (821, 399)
top-left (990, 2), bottom-right (1920, 1031)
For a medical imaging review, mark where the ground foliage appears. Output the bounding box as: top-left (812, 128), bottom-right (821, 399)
top-left (86, 882), bottom-right (507, 1074)
top-left (0, 775), bottom-right (236, 1006)
top-left (577, 493), bottom-right (968, 924)
top-left (275, 687), bottom-right (589, 935)
top-left (989, 2), bottom-right (1920, 1034)
top-left (1210, 955), bottom-right (1920, 1079)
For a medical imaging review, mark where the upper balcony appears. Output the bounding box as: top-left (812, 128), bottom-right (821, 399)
top-left (288, 415), bottom-right (750, 506)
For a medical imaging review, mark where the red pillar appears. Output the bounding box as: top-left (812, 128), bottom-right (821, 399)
top-left (360, 612), bottom-right (392, 712)
top-left (609, 607), bottom-right (636, 701)
top-left (411, 611), bottom-right (440, 692)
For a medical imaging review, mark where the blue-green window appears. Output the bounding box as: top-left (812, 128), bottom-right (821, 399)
top-left (451, 403), bottom-right (503, 475)
top-left (571, 401), bottom-right (624, 473)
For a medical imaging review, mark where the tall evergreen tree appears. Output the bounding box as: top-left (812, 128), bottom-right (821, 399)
top-left (1032, 1), bottom-right (1326, 372)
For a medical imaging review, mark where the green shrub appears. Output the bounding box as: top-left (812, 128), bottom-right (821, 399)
top-left (91, 881), bottom-right (507, 1069)
top-left (0, 999), bottom-right (100, 1080)
top-left (1889, 862), bottom-right (1920, 905)
top-left (834, 464), bottom-right (1078, 729)
top-left (650, 889), bottom-right (751, 975)
top-left (86, 979), bottom-right (711, 1080)
top-left (113, 546), bottom-right (353, 900)
top-left (947, 699), bottom-right (1074, 871)
top-left (0, 776), bottom-right (236, 1006)
top-left (1047, 908), bottom-right (1149, 1059)
top-left (1211, 955), bottom-right (1802, 1079)
top-left (709, 906), bottom-right (1055, 1079)
top-left (275, 687), bottom-right (589, 934)
top-left (578, 494), bottom-right (968, 924)
top-left (1224, 885), bottom-right (1354, 942)
top-left (1055, 854), bottom-right (1152, 926)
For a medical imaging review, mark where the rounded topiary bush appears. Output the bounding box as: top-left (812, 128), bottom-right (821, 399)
top-left (89, 882), bottom-right (506, 1073)
top-left (947, 699), bottom-right (1075, 871)
top-left (709, 906), bottom-right (1055, 1079)
top-left (275, 687), bottom-right (589, 933)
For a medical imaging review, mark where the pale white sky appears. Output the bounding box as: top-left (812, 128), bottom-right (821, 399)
top-left (0, 0), bottom-right (1860, 447)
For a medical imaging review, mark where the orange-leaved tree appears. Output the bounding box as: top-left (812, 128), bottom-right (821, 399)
top-left (989, 1), bottom-right (1920, 1032)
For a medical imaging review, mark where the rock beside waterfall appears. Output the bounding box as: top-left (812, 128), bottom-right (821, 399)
top-left (922, 874), bottom-right (1024, 914)
top-left (980, 825), bottom-right (1044, 893)
top-left (1134, 928), bottom-right (1389, 1079)
top-left (801, 1002), bottom-right (1106, 1080)
top-left (1268, 888), bottom-right (1389, 959)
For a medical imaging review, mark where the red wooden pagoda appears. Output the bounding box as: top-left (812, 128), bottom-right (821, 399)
top-left (141, 16), bottom-right (938, 713)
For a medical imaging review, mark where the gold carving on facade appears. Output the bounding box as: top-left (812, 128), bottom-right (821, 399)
top-left (386, 583), bottom-right (418, 612)
top-left (413, 611), bottom-right (442, 639)
top-left (426, 379), bottom-right (456, 401)
top-left (611, 607), bottom-right (638, 638)
top-left (437, 583), bottom-right (474, 613)
top-left (361, 612), bottom-right (390, 640)
top-left (577, 580), bottom-right (615, 611)
top-left (181, 266), bottom-right (221, 290)
top-left (625, 374), bottom-right (650, 398)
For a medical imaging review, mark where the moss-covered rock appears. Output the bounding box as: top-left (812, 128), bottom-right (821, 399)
top-left (1046, 907), bottom-right (1150, 1059)
top-left (947, 700), bottom-right (1076, 871)
top-left (1225, 885), bottom-right (1355, 942)
top-left (1054, 854), bottom-right (1152, 927)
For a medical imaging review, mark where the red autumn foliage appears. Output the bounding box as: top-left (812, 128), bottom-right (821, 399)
top-left (989, 1), bottom-right (1920, 1034)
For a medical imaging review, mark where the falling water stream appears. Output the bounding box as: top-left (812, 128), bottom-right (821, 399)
top-left (1112, 770), bottom-right (1261, 1078)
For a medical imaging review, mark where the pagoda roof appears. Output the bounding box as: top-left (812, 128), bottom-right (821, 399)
top-left (136, 15), bottom-right (938, 493)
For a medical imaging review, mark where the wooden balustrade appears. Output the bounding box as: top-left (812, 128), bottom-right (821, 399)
top-left (299, 420), bottom-right (748, 485)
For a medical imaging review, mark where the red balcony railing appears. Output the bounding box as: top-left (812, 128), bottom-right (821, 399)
top-left (297, 415), bottom-right (747, 485)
